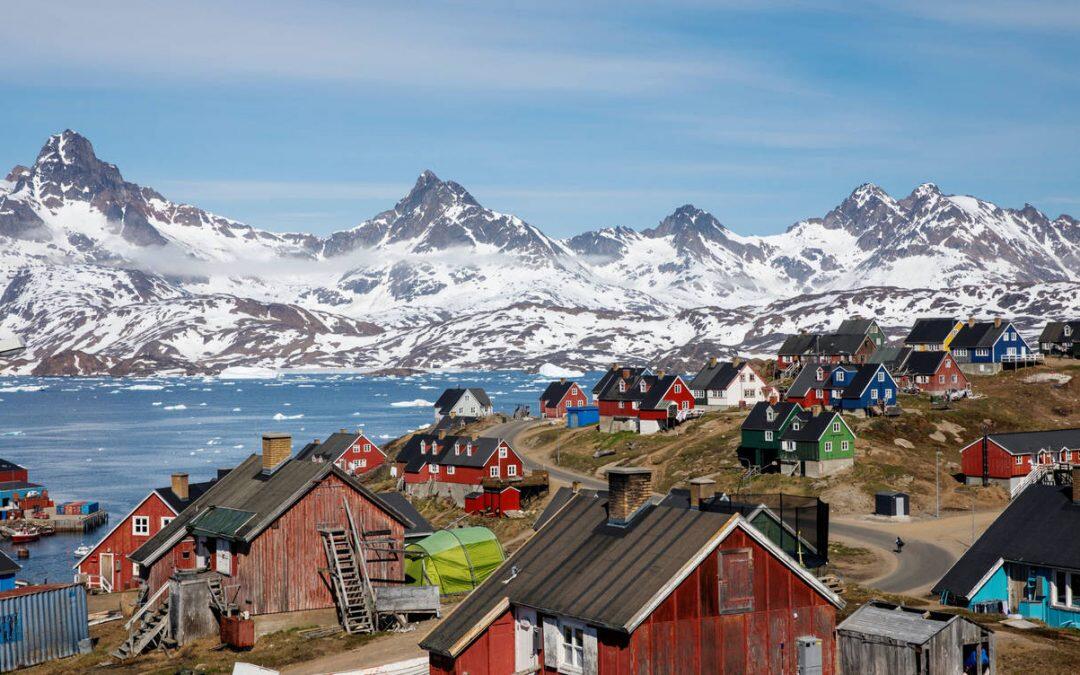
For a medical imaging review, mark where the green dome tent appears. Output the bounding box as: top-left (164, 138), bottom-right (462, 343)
top-left (404, 527), bottom-right (505, 595)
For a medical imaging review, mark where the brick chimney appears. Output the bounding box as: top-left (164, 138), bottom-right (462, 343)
top-left (994, 317), bottom-right (1002, 328)
top-left (438, 429), bottom-right (447, 439)
top-left (171, 473), bottom-right (189, 501)
top-left (968, 316), bottom-right (976, 328)
top-left (559, 377), bottom-right (566, 384)
top-left (572, 480), bottom-right (581, 494)
top-left (607, 467), bottom-right (652, 526)
top-left (261, 433), bottom-right (292, 473)
top-left (709, 356), bottom-right (718, 367)
top-left (622, 368), bottom-right (631, 379)
top-left (689, 477), bottom-right (716, 510)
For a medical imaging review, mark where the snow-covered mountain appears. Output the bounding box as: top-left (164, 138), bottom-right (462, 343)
top-left (1, 130), bottom-right (1078, 375)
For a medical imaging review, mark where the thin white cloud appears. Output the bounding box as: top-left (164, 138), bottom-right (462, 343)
top-left (0, 1), bottom-right (796, 95)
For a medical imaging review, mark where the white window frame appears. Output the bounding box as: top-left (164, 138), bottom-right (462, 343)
top-left (871, 389), bottom-right (879, 400)
top-left (841, 440), bottom-right (850, 451)
top-left (499, 447), bottom-right (508, 458)
top-left (824, 441), bottom-right (833, 453)
top-left (429, 464), bottom-right (440, 474)
top-left (363, 443), bottom-right (371, 452)
top-left (132, 515), bottom-right (150, 536)
top-left (877, 372), bottom-right (885, 382)
top-left (446, 465), bottom-right (455, 475)
top-left (557, 618), bottom-right (586, 673)
top-left (160, 516), bottom-right (174, 529)
top-left (490, 465), bottom-right (499, 478)
top-left (674, 384), bottom-right (682, 394)
top-left (1051, 569), bottom-right (1080, 610)
top-left (832, 421), bottom-right (840, 433)
top-left (765, 431), bottom-right (774, 442)
top-left (792, 422), bottom-right (801, 431)
top-left (1015, 455), bottom-right (1023, 465)
top-left (508, 464), bottom-right (518, 477)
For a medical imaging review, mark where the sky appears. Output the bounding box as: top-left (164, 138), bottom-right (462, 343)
top-left (0, 0), bottom-right (1078, 238)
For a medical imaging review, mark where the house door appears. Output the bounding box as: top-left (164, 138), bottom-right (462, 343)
top-left (514, 607), bottom-right (539, 671)
top-left (196, 536), bottom-right (212, 569)
top-left (99, 553), bottom-right (115, 591)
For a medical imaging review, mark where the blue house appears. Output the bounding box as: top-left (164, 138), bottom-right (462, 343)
top-left (0, 550), bottom-right (19, 591)
top-left (829, 363), bottom-right (898, 412)
top-left (934, 473), bottom-right (1080, 628)
top-left (950, 317), bottom-right (1035, 374)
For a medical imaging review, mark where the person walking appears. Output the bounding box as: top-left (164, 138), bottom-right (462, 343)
top-left (895, 536), bottom-right (905, 553)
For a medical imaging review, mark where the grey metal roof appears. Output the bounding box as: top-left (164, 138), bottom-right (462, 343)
top-left (836, 318), bottom-right (876, 336)
top-left (154, 478), bottom-right (217, 513)
top-left (689, 361), bottom-right (740, 392)
top-left (778, 333), bottom-right (819, 356)
top-left (984, 428), bottom-right (1080, 456)
top-left (903, 351), bottom-right (948, 376)
top-left (837, 601), bottom-right (970, 645)
top-left (740, 401), bottom-right (801, 432)
top-left (434, 388), bottom-right (493, 414)
top-left (787, 363), bottom-right (831, 397)
top-left (817, 333), bottom-right (869, 356)
top-left (131, 454), bottom-right (413, 564)
top-left (951, 321), bottom-right (1009, 349)
top-left (395, 433), bottom-right (506, 472)
top-left (376, 492), bottom-right (434, 539)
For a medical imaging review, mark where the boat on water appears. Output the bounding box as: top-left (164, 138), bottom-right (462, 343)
top-left (9, 531), bottom-right (38, 544)
top-left (73, 544), bottom-right (92, 557)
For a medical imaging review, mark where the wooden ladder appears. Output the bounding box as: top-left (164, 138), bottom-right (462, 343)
top-left (319, 499), bottom-right (377, 634)
top-left (207, 575), bottom-right (239, 616)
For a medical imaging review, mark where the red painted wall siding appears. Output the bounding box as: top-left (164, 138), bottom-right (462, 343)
top-left (333, 434), bottom-right (386, 476)
top-left (541, 384), bottom-right (588, 419)
top-left (0, 468), bottom-right (28, 483)
top-left (960, 438), bottom-right (1029, 479)
top-left (913, 358), bottom-right (970, 393)
top-left (430, 526), bottom-right (837, 674)
top-left (404, 442), bottom-right (525, 485)
top-left (145, 473), bottom-right (404, 614)
top-left (79, 492), bottom-right (178, 591)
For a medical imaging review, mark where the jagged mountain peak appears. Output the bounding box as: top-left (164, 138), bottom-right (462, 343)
top-left (646, 204), bottom-right (730, 239)
top-left (395, 169), bottom-right (480, 214)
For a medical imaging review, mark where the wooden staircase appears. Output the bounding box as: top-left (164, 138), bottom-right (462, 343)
top-left (207, 575), bottom-right (239, 616)
top-left (320, 500), bottom-right (378, 634)
top-left (112, 585), bottom-right (173, 660)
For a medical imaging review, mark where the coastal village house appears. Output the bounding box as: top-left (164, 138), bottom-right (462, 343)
top-left (393, 432), bottom-right (526, 505)
top-left (934, 469), bottom-right (1080, 631)
top-left (959, 428), bottom-right (1080, 490)
top-left (900, 350), bottom-right (970, 395)
top-left (786, 363), bottom-right (898, 413)
top-left (591, 364), bottom-right (652, 399)
top-left (903, 317), bottom-right (964, 352)
top-left (1039, 320), bottom-right (1080, 358)
top-left (779, 408), bottom-right (857, 477)
top-left (76, 472), bottom-right (217, 592)
top-left (420, 467), bottom-right (843, 674)
top-left (738, 401), bottom-right (803, 470)
top-left (776, 317), bottom-right (883, 373)
top-left (595, 367), bottom-right (697, 434)
top-left (688, 357), bottom-right (771, 409)
top-left (298, 429), bottom-right (386, 476)
top-left (433, 388), bottom-right (494, 424)
top-left (538, 379), bottom-right (587, 419)
top-left (949, 317), bottom-right (1035, 374)
top-left (129, 434), bottom-right (412, 618)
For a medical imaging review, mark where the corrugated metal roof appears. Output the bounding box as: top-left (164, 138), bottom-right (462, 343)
top-left (837, 601), bottom-right (962, 645)
top-left (190, 506), bottom-right (256, 538)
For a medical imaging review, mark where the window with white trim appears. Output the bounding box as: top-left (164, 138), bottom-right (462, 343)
top-left (132, 561), bottom-right (140, 576)
top-left (559, 621), bottom-right (585, 672)
top-left (1051, 569), bottom-right (1080, 609)
top-left (871, 389), bottom-right (879, 400)
top-left (765, 431), bottom-right (774, 442)
top-left (832, 421), bottom-right (840, 433)
top-left (507, 464), bottom-right (517, 477)
top-left (1015, 455), bottom-right (1023, 465)
top-left (446, 466), bottom-right (455, 475)
top-left (429, 464), bottom-right (440, 474)
top-left (841, 440), bottom-right (850, 451)
top-left (674, 384), bottom-right (682, 394)
top-left (364, 443), bottom-right (371, 452)
top-left (133, 516), bottom-right (150, 536)
top-left (490, 466), bottom-right (499, 478)
top-left (824, 441), bottom-right (833, 453)
top-left (836, 371), bottom-right (845, 382)
top-left (160, 516), bottom-right (174, 529)
top-left (632, 401), bottom-right (639, 410)
top-left (618, 381), bottom-right (626, 393)
top-left (499, 447), bottom-right (508, 458)
top-left (877, 372), bottom-right (885, 382)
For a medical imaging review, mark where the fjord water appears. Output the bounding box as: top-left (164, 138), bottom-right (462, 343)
top-left (0, 371), bottom-right (585, 584)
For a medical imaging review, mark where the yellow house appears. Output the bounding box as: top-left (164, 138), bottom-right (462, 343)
top-left (904, 317), bottom-right (964, 352)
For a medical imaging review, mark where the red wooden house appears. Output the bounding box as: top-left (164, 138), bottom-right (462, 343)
top-left (298, 429), bottom-right (386, 476)
top-left (421, 467), bottom-right (842, 674)
top-left (901, 351), bottom-right (970, 394)
top-left (0, 459), bottom-right (28, 484)
top-left (538, 379), bottom-right (587, 419)
top-left (960, 428), bottom-right (1080, 490)
top-left (129, 434), bottom-right (413, 617)
top-left (75, 472), bottom-right (217, 591)
top-left (393, 432), bottom-right (526, 504)
top-left (595, 369), bottom-right (696, 435)
top-left (464, 486), bottom-right (521, 517)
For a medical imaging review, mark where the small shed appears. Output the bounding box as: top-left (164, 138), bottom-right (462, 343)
top-left (464, 486), bottom-right (521, 517)
top-left (565, 405), bottom-right (600, 428)
top-left (837, 600), bottom-right (994, 674)
top-left (0, 584), bottom-right (90, 672)
top-left (874, 491), bottom-right (910, 517)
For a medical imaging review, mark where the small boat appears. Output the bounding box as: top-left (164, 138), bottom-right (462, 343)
top-left (9, 532), bottom-right (38, 544)
top-left (74, 544), bottom-right (92, 557)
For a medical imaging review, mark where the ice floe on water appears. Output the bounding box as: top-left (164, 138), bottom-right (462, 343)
top-left (273, 412), bottom-right (304, 420)
top-left (218, 366), bottom-right (280, 380)
top-left (1, 431), bottom-right (23, 437)
top-left (163, 404), bottom-right (188, 411)
top-left (538, 363), bottom-right (585, 378)
top-left (152, 402), bottom-right (163, 406)
top-left (127, 384), bottom-right (165, 391)
top-left (0, 385), bottom-right (46, 393)
top-left (232, 408), bottom-right (242, 412)
top-left (390, 399), bottom-right (433, 408)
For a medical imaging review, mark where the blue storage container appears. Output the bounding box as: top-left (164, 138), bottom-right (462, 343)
top-left (0, 584), bottom-right (89, 671)
top-left (566, 405), bottom-right (600, 428)
top-left (79, 502), bottom-right (98, 515)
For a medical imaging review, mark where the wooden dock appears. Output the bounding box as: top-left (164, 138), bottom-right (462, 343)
top-left (25, 510), bottom-right (108, 533)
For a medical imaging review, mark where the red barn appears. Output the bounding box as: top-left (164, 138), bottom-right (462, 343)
top-left (129, 434), bottom-right (413, 617)
top-left (421, 467), bottom-right (842, 674)
top-left (902, 351), bottom-right (970, 395)
top-left (538, 379), bottom-right (587, 419)
top-left (75, 472), bottom-right (217, 591)
top-left (393, 433), bottom-right (526, 505)
top-left (0, 459), bottom-right (28, 484)
top-left (595, 369), bottom-right (696, 435)
top-left (960, 428), bottom-right (1080, 490)
top-left (298, 429), bottom-right (386, 476)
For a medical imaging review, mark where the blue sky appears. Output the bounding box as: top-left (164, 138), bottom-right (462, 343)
top-left (1, 1), bottom-right (1078, 237)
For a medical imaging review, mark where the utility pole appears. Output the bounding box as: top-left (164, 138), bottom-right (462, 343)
top-left (936, 450), bottom-right (941, 519)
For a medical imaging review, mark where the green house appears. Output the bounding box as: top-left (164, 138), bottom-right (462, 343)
top-left (738, 401), bottom-right (804, 469)
top-left (779, 410), bottom-right (856, 478)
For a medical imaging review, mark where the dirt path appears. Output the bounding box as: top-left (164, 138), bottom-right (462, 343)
top-left (279, 617), bottom-right (442, 674)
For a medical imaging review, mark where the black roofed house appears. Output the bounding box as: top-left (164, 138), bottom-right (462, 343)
top-left (595, 368), bottom-right (698, 434)
top-left (949, 317), bottom-right (1037, 374)
top-left (689, 357), bottom-right (773, 409)
top-left (779, 408), bottom-right (857, 478)
top-left (738, 400), bottom-right (803, 470)
top-left (1038, 320), bottom-right (1080, 358)
top-left (836, 317), bottom-right (885, 349)
top-left (958, 427), bottom-right (1080, 490)
top-left (128, 433), bottom-right (413, 630)
top-left (297, 428), bottom-right (386, 476)
top-left (901, 350), bottom-right (970, 395)
top-left (538, 379), bottom-right (587, 419)
top-left (590, 364), bottom-right (652, 398)
top-left (904, 317), bottom-right (963, 352)
top-left (422, 467), bottom-right (843, 674)
top-left (934, 468), bottom-right (1080, 632)
top-left (816, 332), bottom-right (877, 365)
top-left (777, 317), bottom-right (882, 373)
top-left (393, 432), bottom-right (526, 506)
top-left (433, 388), bottom-right (494, 423)
top-left (777, 333), bottom-right (819, 371)
top-left (837, 600), bottom-right (994, 674)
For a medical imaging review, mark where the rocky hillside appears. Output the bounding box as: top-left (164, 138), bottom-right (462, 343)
top-left (1, 130), bottom-right (1078, 375)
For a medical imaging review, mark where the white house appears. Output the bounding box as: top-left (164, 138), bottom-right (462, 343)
top-left (688, 358), bottom-right (772, 409)
top-left (433, 387), bottom-right (494, 422)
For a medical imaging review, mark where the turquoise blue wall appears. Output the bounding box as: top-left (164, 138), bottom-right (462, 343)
top-left (962, 564), bottom-right (1080, 629)
top-left (968, 565), bottom-right (1008, 607)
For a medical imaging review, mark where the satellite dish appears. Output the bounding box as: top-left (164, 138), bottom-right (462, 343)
top-left (0, 335), bottom-right (26, 358)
